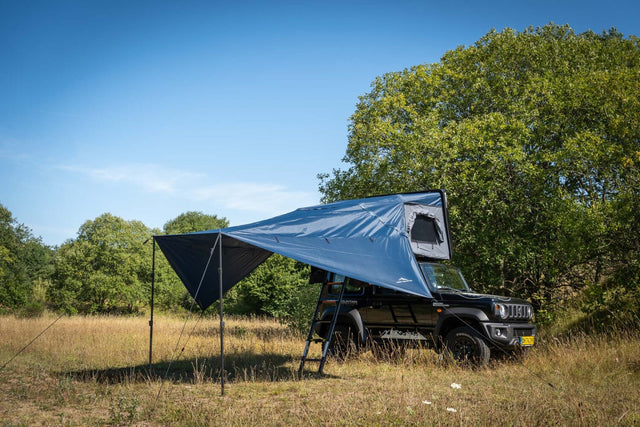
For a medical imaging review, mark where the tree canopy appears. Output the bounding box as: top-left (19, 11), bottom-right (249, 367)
top-left (0, 204), bottom-right (52, 311)
top-left (319, 24), bottom-right (640, 322)
top-left (163, 211), bottom-right (229, 234)
top-left (47, 211), bottom-right (231, 314)
top-left (48, 213), bottom-right (153, 314)
top-left (1, 206), bottom-right (313, 321)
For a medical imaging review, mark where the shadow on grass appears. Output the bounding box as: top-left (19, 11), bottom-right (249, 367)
top-left (193, 324), bottom-right (297, 342)
top-left (58, 351), bottom-right (339, 384)
top-left (554, 311), bottom-right (640, 338)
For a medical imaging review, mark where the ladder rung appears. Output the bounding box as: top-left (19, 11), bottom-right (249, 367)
top-left (303, 358), bottom-right (323, 362)
top-left (313, 320), bottom-right (332, 324)
top-left (311, 338), bottom-right (325, 343)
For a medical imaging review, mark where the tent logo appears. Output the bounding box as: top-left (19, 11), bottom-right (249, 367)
top-left (396, 277), bottom-right (412, 284)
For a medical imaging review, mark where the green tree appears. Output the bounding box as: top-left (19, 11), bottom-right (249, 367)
top-left (319, 24), bottom-right (640, 321)
top-left (163, 211), bottom-right (229, 234)
top-left (0, 203), bottom-right (53, 311)
top-left (223, 254), bottom-right (310, 317)
top-left (49, 213), bottom-right (152, 314)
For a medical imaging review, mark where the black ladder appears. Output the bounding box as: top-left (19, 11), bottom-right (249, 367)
top-left (298, 280), bottom-right (347, 375)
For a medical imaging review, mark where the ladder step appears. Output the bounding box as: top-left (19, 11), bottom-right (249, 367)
top-left (312, 338), bottom-right (325, 343)
top-left (303, 358), bottom-right (323, 362)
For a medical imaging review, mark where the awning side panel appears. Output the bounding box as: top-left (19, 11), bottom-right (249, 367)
top-left (155, 233), bottom-right (272, 310)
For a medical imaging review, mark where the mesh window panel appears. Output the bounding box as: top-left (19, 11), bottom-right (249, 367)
top-left (410, 215), bottom-right (439, 244)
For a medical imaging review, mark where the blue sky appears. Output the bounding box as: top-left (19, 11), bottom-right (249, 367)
top-left (1, 0), bottom-right (639, 246)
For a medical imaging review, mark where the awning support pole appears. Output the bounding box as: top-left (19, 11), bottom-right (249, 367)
top-left (149, 238), bottom-right (156, 373)
top-left (218, 231), bottom-right (225, 396)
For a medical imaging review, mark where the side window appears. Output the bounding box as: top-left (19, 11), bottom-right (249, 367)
top-left (373, 285), bottom-right (402, 295)
top-left (328, 274), bottom-right (364, 296)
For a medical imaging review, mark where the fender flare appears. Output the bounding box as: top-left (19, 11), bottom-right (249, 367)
top-left (434, 307), bottom-right (489, 341)
top-left (321, 307), bottom-right (367, 345)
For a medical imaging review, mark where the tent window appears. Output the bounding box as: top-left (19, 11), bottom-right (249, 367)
top-left (410, 215), bottom-right (440, 244)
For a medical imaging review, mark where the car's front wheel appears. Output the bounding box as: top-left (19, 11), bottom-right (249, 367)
top-left (443, 326), bottom-right (490, 365)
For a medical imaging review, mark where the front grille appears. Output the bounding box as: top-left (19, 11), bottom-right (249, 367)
top-left (506, 304), bottom-right (532, 320)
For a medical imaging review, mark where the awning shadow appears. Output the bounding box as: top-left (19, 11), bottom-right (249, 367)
top-left (58, 350), bottom-right (339, 384)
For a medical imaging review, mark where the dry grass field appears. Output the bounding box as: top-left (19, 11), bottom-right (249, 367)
top-left (1, 313), bottom-right (639, 426)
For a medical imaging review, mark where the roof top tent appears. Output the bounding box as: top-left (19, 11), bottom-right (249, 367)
top-left (150, 190), bottom-right (452, 390)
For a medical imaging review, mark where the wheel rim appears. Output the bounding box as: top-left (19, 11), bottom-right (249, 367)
top-left (451, 336), bottom-right (476, 361)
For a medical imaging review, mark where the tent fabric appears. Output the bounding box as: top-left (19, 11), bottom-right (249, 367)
top-left (403, 202), bottom-right (449, 259)
top-left (155, 191), bottom-right (451, 310)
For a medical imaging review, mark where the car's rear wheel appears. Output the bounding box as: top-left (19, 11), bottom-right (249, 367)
top-left (444, 327), bottom-right (490, 365)
top-left (328, 323), bottom-right (357, 360)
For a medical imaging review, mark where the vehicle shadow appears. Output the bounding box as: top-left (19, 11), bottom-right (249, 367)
top-left (58, 351), bottom-right (338, 384)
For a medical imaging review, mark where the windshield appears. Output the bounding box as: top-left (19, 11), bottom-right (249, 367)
top-left (420, 262), bottom-right (470, 292)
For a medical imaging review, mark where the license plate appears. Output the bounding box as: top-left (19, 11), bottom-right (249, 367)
top-left (520, 336), bottom-right (535, 346)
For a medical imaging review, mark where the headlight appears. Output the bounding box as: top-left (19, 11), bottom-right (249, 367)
top-left (494, 303), bottom-right (508, 319)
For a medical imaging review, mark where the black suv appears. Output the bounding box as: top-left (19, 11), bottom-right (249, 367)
top-left (314, 261), bottom-right (536, 364)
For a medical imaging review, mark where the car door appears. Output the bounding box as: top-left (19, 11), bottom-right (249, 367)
top-left (359, 285), bottom-right (438, 341)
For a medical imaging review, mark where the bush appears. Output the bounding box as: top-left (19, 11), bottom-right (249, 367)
top-left (222, 255), bottom-right (310, 318)
top-left (582, 279), bottom-right (640, 331)
top-left (280, 283), bottom-right (322, 334)
top-left (17, 301), bottom-right (45, 318)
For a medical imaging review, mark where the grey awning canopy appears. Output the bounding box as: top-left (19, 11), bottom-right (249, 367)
top-left (154, 190), bottom-right (452, 310)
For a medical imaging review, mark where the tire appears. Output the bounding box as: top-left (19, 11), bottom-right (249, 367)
top-left (443, 326), bottom-right (490, 365)
top-left (328, 323), bottom-right (357, 360)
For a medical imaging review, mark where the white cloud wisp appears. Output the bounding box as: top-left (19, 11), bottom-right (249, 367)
top-left (60, 162), bottom-right (320, 221)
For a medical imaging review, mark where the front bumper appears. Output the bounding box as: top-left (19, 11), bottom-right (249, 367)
top-left (482, 322), bottom-right (537, 347)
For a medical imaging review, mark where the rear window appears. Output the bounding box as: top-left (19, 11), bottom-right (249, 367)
top-left (328, 274), bottom-right (365, 296)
